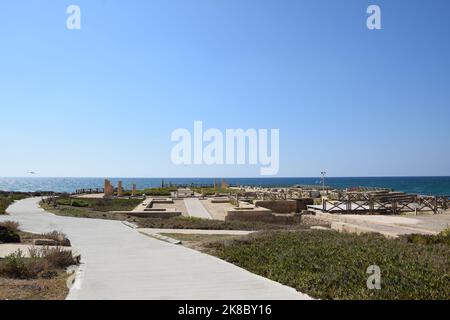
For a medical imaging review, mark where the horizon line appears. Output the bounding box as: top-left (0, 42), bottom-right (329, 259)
top-left (1, 175), bottom-right (450, 179)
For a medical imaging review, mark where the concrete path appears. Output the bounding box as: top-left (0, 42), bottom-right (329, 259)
top-left (1, 198), bottom-right (310, 300)
top-left (184, 198), bottom-right (212, 220)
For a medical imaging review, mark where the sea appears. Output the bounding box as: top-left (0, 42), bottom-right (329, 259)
top-left (0, 177), bottom-right (450, 196)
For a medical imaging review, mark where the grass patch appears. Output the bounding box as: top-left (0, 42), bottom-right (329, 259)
top-left (0, 248), bottom-right (78, 300)
top-left (41, 196), bottom-right (143, 220)
top-left (0, 272), bottom-right (70, 300)
top-left (161, 233), bottom-right (242, 242)
top-left (137, 216), bottom-right (327, 231)
top-left (402, 228), bottom-right (450, 246)
top-left (205, 230), bottom-right (450, 300)
top-left (41, 204), bottom-right (130, 221)
top-left (191, 187), bottom-right (234, 196)
top-left (161, 233), bottom-right (245, 251)
top-left (54, 197), bottom-right (142, 212)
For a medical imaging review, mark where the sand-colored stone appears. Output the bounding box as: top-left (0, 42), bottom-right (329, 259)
top-left (117, 181), bottom-right (123, 197)
top-left (104, 179), bottom-right (114, 198)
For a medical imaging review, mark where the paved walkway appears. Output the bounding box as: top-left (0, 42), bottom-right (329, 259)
top-left (0, 198), bottom-right (310, 300)
top-left (184, 198), bottom-right (212, 219)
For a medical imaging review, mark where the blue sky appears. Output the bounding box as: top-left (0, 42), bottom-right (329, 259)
top-left (0, 0), bottom-right (449, 177)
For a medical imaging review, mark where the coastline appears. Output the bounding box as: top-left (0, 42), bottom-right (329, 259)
top-left (1, 176), bottom-right (450, 196)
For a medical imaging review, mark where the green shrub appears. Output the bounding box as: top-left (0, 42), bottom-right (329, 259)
top-left (57, 198), bottom-right (71, 206)
top-left (0, 226), bottom-right (21, 243)
top-left (71, 200), bottom-right (89, 207)
top-left (403, 228), bottom-right (450, 246)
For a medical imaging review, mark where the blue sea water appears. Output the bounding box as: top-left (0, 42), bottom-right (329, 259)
top-left (0, 177), bottom-right (450, 196)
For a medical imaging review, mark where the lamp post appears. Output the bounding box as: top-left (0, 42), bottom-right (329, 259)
top-left (321, 171), bottom-right (326, 192)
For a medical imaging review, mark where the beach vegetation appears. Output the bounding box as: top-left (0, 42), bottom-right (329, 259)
top-left (136, 215), bottom-right (329, 231)
top-left (205, 230), bottom-right (450, 300)
top-left (54, 197), bottom-right (142, 212)
top-left (403, 228), bottom-right (450, 246)
top-left (0, 226), bottom-right (21, 243)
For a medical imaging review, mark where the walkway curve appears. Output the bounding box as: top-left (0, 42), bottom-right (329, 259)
top-left (1, 198), bottom-right (310, 300)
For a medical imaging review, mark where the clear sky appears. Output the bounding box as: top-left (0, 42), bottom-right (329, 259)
top-left (0, 0), bottom-right (449, 178)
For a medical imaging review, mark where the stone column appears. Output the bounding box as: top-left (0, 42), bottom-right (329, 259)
top-left (132, 184), bottom-right (137, 197)
top-left (118, 181), bottom-right (123, 197)
top-left (104, 179), bottom-right (114, 198)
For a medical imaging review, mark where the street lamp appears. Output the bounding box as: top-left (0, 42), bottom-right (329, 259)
top-left (321, 171), bottom-right (326, 192)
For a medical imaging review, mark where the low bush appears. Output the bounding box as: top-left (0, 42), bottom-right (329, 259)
top-left (0, 220), bottom-right (20, 232)
top-left (41, 231), bottom-right (71, 246)
top-left (53, 197), bottom-right (142, 212)
top-left (137, 216), bottom-right (310, 231)
top-left (32, 247), bottom-right (80, 268)
top-left (0, 226), bottom-right (21, 243)
top-left (0, 250), bottom-right (49, 279)
top-left (403, 228), bottom-right (450, 246)
top-left (0, 247), bottom-right (80, 280)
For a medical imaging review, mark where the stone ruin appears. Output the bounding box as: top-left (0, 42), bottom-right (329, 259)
top-left (104, 179), bottom-right (114, 198)
top-left (117, 181), bottom-right (123, 197)
top-left (104, 179), bottom-right (127, 198)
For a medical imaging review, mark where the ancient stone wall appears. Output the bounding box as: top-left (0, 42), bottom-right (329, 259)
top-left (254, 200), bottom-right (298, 213)
top-left (254, 199), bottom-right (314, 213)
